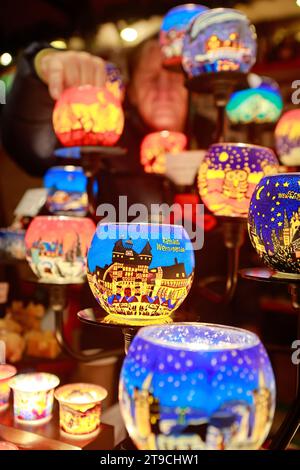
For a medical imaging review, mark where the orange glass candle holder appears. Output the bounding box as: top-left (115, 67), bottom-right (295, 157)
top-left (55, 383), bottom-right (107, 437)
top-left (140, 131), bottom-right (187, 174)
top-left (0, 364), bottom-right (16, 412)
top-left (10, 373), bottom-right (60, 424)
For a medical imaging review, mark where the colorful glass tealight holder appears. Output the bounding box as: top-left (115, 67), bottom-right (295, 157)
top-left (24, 215), bottom-right (95, 284)
top-left (140, 131), bottom-right (187, 175)
top-left (52, 85), bottom-right (124, 148)
top-left (275, 109), bottom-right (300, 167)
top-left (198, 143), bottom-right (279, 219)
top-left (10, 373), bottom-right (60, 425)
top-left (197, 142), bottom-right (279, 303)
top-left (119, 323), bottom-right (276, 450)
top-left (87, 223), bottom-right (195, 328)
top-left (248, 173), bottom-right (300, 277)
top-left (0, 364), bottom-right (17, 412)
top-left (54, 383), bottom-right (107, 438)
top-left (44, 166), bottom-right (88, 216)
top-left (52, 84), bottom-right (126, 215)
top-left (226, 87), bottom-right (283, 126)
top-left (182, 8), bottom-right (257, 79)
top-left (242, 172), bottom-right (300, 449)
top-left (182, 8), bottom-right (257, 141)
top-left (159, 3), bottom-right (208, 70)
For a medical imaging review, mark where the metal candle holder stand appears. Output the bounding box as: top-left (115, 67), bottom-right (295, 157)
top-left (198, 216), bottom-right (246, 304)
top-left (22, 275), bottom-right (124, 362)
top-left (240, 267), bottom-right (300, 449)
top-left (185, 71), bottom-right (249, 304)
top-left (77, 307), bottom-right (198, 355)
top-left (185, 71), bottom-right (248, 143)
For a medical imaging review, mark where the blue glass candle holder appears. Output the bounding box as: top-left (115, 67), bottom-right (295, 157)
top-left (226, 88), bottom-right (283, 124)
top-left (275, 110), bottom-right (300, 166)
top-left (87, 223), bottom-right (195, 325)
top-left (160, 3), bottom-right (208, 68)
top-left (198, 143), bottom-right (278, 218)
top-left (119, 323), bottom-right (276, 450)
top-left (182, 8), bottom-right (257, 77)
top-left (248, 173), bottom-right (300, 275)
top-left (44, 166), bottom-right (88, 216)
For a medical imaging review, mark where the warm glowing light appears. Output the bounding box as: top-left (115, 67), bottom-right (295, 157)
top-left (120, 323), bottom-right (276, 450)
top-left (0, 364), bottom-right (16, 412)
top-left (50, 39), bottom-right (67, 49)
top-left (198, 143), bottom-right (279, 218)
top-left (0, 53), bottom-right (12, 66)
top-left (297, 0), bottom-right (300, 7)
top-left (52, 85), bottom-right (124, 147)
top-left (249, 173), bottom-right (300, 275)
top-left (140, 131), bottom-right (187, 174)
top-left (275, 109), bottom-right (300, 166)
top-left (25, 216), bottom-right (96, 284)
top-left (87, 223), bottom-right (195, 325)
top-left (120, 27), bottom-right (138, 42)
top-left (10, 373), bottom-right (60, 424)
top-left (55, 383), bottom-right (107, 437)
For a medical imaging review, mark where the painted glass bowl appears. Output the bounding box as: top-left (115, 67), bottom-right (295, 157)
top-left (25, 216), bottom-right (95, 283)
top-left (119, 323), bottom-right (276, 450)
top-left (87, 223), bottom-right (195, 324)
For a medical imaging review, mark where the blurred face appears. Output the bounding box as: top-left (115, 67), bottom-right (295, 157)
top-left (128, 40), bottom-right (188, 132)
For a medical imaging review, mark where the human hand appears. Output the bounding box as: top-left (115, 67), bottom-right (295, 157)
top-left (35, 50), bottom-right (107, 100)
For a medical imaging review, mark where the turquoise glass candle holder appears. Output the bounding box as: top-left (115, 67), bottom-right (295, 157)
top-left (248, 173), bottom-right (300, 275)
top-left (160, 3), bottom-right (208, 67)
top-left (87, 223), bottom-right (195, 325)
top-left (226, 88), bottom-right (283, 124)
top-left (182, 8), bottom-right (257, 77)
top-left (119, 323), bottom-right (276, 450)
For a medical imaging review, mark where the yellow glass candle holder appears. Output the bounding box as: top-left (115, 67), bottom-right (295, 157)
top-left (10, 373), bottom-right (60, 424)
top-left (55, 383), bottom-right (107, 438)
top-left (0, 364), bottom-right (17, 412)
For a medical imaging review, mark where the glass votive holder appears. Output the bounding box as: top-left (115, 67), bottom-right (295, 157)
top-left (0, 365), bottom-right (17, 412)
top-left (0, 441), bottom-right (19, 450)
top-left (54, 383), bottom-right (107, 438)
top-left (10, 373), bottom-right (60, 424)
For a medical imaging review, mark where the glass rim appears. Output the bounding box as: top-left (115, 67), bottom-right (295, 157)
top-left (208, 142), bottom-right (275, 152)
top-left (135, 322), bottom-right (260, 352)
top-left (28, 215), bottom-right (93, 223)
top-left (0, 364), bottom-right (17, 381)
top-left (44, 165), bottom-right (84, 173)
top-left (96, 222), bottom-right (186, 229)
top-left (54, 383), bottom-right (108, 405)
top-left (10, 373), bottom-right (60, 392)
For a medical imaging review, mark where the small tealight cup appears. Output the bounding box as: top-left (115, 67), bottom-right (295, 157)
top-left (55, 383), bottom-right (107, 438)
top-left (0, 364), bottom-right (17, 412)
top-left (10, 372), bottom-right (60, 424)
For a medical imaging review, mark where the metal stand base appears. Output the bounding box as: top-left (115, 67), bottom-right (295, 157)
top-left (240, 267), bottom-right (300, 449)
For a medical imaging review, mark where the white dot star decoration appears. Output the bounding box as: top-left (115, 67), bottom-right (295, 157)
top-left (120, 323), bottom-right (276, 450)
